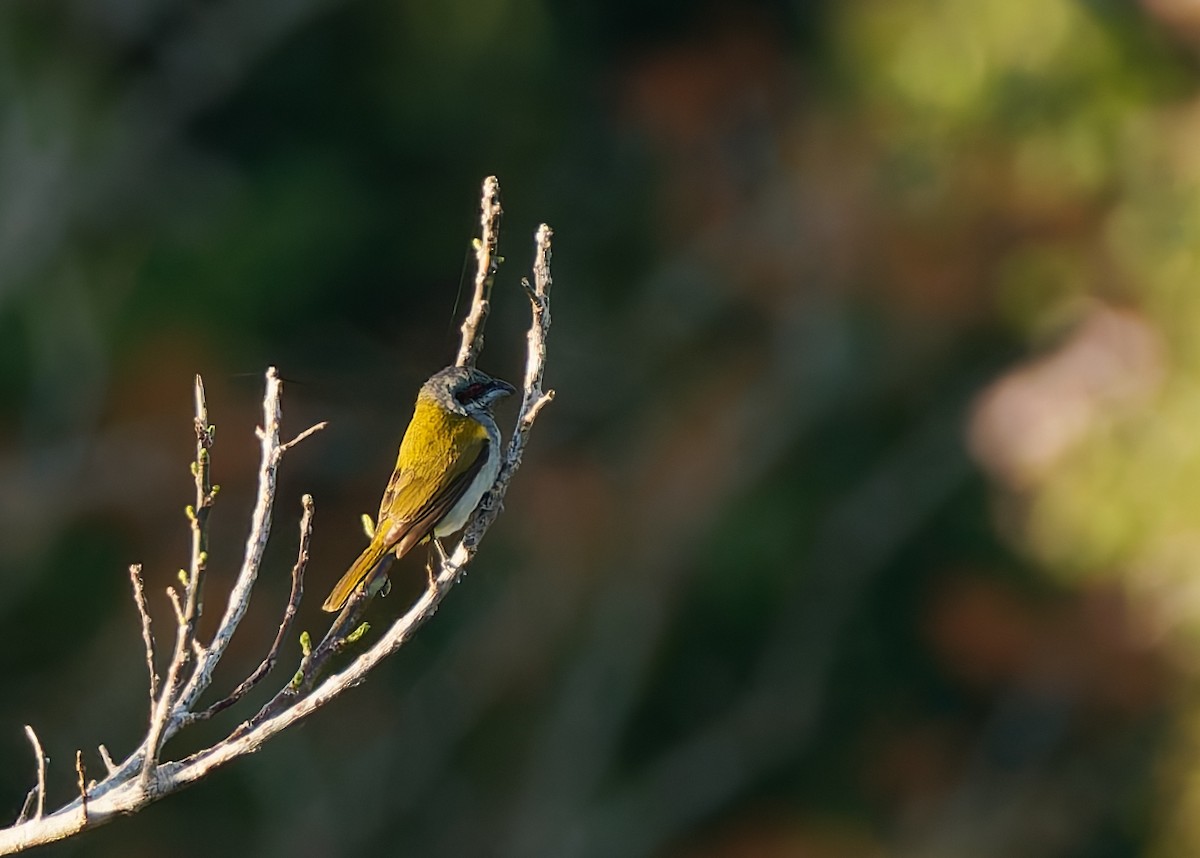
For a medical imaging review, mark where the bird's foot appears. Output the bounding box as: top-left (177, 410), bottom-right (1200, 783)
top-left (426, 538), bottom-right (450, 589)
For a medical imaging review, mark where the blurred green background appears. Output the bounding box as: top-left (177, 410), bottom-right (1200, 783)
top-left (2, 0), bottom-right (1199, 855)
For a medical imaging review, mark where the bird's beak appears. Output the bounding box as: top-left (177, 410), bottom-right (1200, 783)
top-left (490, 378), bottom-right (517, 399)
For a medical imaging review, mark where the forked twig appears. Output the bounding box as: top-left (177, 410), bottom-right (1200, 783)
top-left (140, 377), bottom-right (217, 785)
top-left (185, 494), bottom-right (315, 725)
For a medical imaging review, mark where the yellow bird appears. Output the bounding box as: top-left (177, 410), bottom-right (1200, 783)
top-left (321, 365), bottom-right (515, 612)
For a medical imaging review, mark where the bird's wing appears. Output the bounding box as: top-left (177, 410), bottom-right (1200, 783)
top-left (377, 433), bottom-right (491, 558)
top-left (321, 532), bottom-right (393, 612)
top-left (321, 434), bottom-right (490, 613)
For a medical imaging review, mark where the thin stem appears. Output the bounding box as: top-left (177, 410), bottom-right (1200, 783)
top-left (127, 565), bottom-right (158, 708)
top-left (23, 727), bottom-right (45, 821)
top-left (185, 494), bottom-right (315, 725)
top-left (174, 368), bottom-right (290, 718)
top-left (456, 175), bottom-right (502, 368)
top-left (74, 752), bottom-right (87, 825)
top-left (140, 377), bottom-right (217, 785)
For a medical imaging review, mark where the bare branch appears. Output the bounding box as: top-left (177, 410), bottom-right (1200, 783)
top-left (185, 494), bottom-right (315, 725)
top-left (140, 376), bottom-right (218, 785)
top-left (166, 587), bottom-right (184, 627)
top-left (127, 565), bottom-right (158, 706)
top-left (74, 753), bottom-right (87, 826)
top-left (97, 745), bottom-right (115, 777)
top-left (174, 367), bottom-right (285, 717)
top-left (524, 391), bottom-right (555, 425)
top-left (23, 727), bottom-right (45, 822)
top-left (456, 175), bottom-right (502, 368)
top-left (236, 554), bottom-right (391, 734)
top-left (499, 224), bottom-right (555, 488)
top-left (15, 793), bottom-right (34, 828)
top-left (186, 373), bottom-right (214, 634)
top-left (278, 421), bottom-right (328, 455)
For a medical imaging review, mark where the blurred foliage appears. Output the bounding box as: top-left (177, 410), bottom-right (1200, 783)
top-left (1, 0), bottom-right (1200, 856)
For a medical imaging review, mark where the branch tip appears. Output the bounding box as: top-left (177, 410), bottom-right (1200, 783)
top-left (456, 176), bottom-right (504, 368)
top-left (16, 788), bottom-right (36, 827)
top-left (23, 725), bottom-right (46, 822)
top-left (75, 751), bottom-right (88, 825)
top-left (167, 586), bottom-right (184, 627)
top-left (98, 744), bottom-right (116, 775)
top-left (193, 374), bottom-right (207, 425)
top-left (186, 493), bottom-right (314, 725)
top-left (279, 421), bottom-right (328, 454)
top-left (128, 563), bottom-right (159, 706)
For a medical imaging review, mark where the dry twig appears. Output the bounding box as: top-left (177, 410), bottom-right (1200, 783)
top-left (20, 727), bottom-right (45, 824)
top-left (185, 493), bottom-right (314, 725)
top-left (457, 174), bottom-right (502, 369)
top-left (74, 752), bottom-right (87, 826)
top-left (127, 565), bottom-right (157, 708)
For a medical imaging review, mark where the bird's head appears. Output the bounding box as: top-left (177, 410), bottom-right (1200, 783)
top-left (423, 365), bottom-right (516, 418)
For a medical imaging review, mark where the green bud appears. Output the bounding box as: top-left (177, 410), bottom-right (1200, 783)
top-left (346, 623), bottom-right (370, 644)
top-left (178, 569), bottom-right (189, 587)
top-left (299, 630), bottom-right (312, 657)
top-left (185, 505), bottom-right (196, 522)
top-left (361, 514), bottom-right (375, 539)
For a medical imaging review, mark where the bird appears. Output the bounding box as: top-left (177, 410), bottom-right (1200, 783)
top-left (321, 365), bottom-right (516, 612)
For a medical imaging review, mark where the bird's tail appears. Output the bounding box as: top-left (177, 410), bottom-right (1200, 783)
top-left (322, 535), bottom-right (390, 613)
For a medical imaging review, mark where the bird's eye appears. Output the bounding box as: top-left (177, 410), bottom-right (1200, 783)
top-left (456, 383), bottom-right (487, 404)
